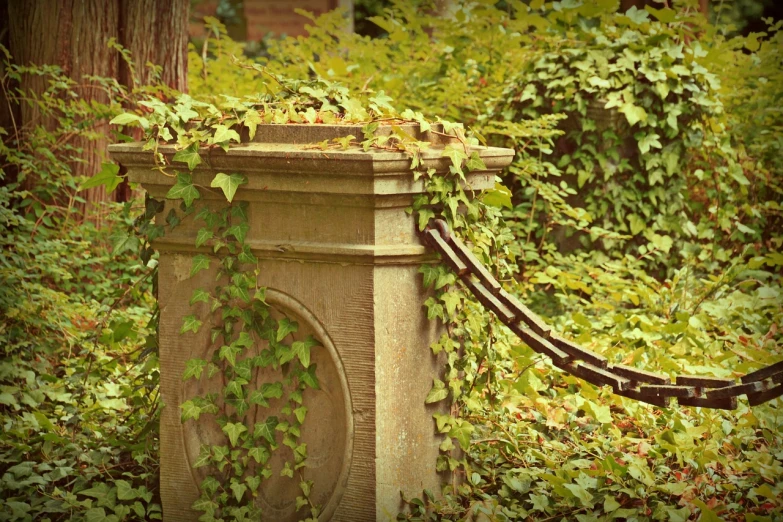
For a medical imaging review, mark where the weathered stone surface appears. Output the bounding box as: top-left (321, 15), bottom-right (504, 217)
top-left (109, 124), bottom-right (513, 521)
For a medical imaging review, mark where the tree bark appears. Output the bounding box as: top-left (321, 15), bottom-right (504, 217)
top-left (6, 0), bottom-right (188, 213)
top-left (118, 0), bottom-right (188, 92)
top-left (114, 0), bottom-right (189, 202)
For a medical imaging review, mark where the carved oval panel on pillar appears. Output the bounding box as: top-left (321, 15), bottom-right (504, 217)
top-left (181, 289), bottom-right (353, 521)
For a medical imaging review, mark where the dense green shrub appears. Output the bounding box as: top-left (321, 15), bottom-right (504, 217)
top-left (0, 49), bottom-right (161, 521)
top-left (1, 0), bottom-right (781, 520)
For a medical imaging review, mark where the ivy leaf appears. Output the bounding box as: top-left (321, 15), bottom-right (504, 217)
top-left (230, 480), bottom-right (247, 503)
top-left (442, 291), bottom-right (462, 316)
top-left (248, 446), bottom-right (270, 465)
top-left (425, 378), bottom-right (449, 404)
top-left (183, 359), bottom-right (208, 381)
top-left (465, 151), bottom-right (487, 172)
top-left (280, 462), bottom-right (294, 478)
top-left (294, 406), bottom-right (308, 424)
top-left (189, 288), bottom-right (210, 306)
top-left (180, 399), bottom-right (201, 421)
top-left (190, 254), bottom-right (210, 277)
top-left (81, 162), bottom-right (123, 192)
top-left (224, 379), bottom-right (246, 399)
top-left (200, 476), bottom-right (220, 497)
top-left (210, 172), bottom-right (247, 203)
top-left (619, 103), bottom-right (647, 126)
top-left (84, 508), bottom-right (109, 522)
top-left (109, 112), bottom-right (140, 125)
top-left (236, 331), bottom-right (254, 348)
top-left (247, 389), bottom-right (269, 407)
top-left (225, 223), bottom-right (250, 244)
top-left (482, 182), bottom-right (512, 209)
top-left (195, 228), bottom-right (213, 248)
top-left (244, 109), bottom-right (262, 140)
top-left (291, 337), bottom-right (318, 368)
top-left (449, 419), bottom-right (474, 450)
top-left (261, 382), bottom-right (283, 399)
top-left (276, 318), bottom-right (298, 342)
top-left (564, 483), bottom-right (594, 507)
top-left (299, 365), bottom-right (320, 389)
top-left (442, 145), bottom-right (467, 171)
top-left (219, 344), bottom-right (242, 367)
top-left (638, 133), bottom-right (662, 155)
top-left (193, 445), bottom-right (212, 468)
top-left (166, 172), bottom-right (200, 207)
top-left (210, 124), bottom-right (241, 145)
top-left (222, 422), bottom-right (248, 447)
top-left (172, 143), bottom-right (202, 171)
top-left (180, 315), bottom-right (202, 335)
top-left (109, 230), bottom-right (140, 256)
top-left (254, 417), bottom-right (279, 444)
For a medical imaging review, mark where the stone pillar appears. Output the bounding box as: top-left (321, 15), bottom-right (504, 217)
top-left (109, 124), bottom-right (513, 521)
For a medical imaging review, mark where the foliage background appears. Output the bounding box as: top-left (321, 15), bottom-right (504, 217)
top-left (1, 0), bottom-right (782, 520)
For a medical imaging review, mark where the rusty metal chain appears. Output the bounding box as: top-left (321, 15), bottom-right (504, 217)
top-left (422, 219), bottom-right (783, 410)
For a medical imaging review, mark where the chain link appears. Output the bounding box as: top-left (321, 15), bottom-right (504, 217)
top-left (423, 220), bottom-right (783, 410)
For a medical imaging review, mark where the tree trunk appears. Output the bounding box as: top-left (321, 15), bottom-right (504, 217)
top-left (6, 0), bottom-right (188, 214)
top-left (118, 0), bottom-right (188, 92)
top-left (114, 0), bottom-right (189, 202)
top-left (8, 0), bottom-right (119, 211)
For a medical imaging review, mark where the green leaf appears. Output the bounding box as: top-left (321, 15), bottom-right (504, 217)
top-left (248, 446), bottom-right (270, 465)
top-left (211, 124), bottom-right (241, 145)
top-left (292, 337), bottom-right (318, 368)
top-left (166, 172), bottom-right (200, 207)
top-left (189, 288), bottom-right (210, 306)
top-left (638, 133), bottom-right (662, 154)
top-left (448, 419), bottom-right (474, 450)
top-left (222, 422), bottom-right (248, 447)
top-left (109, 112), bottom-right (140, 125)
top-left (183, 359), bottom-right (208, 381)
top-left (219, 344), bottom-right (242, 367)
top-left (193, 445), bottom-right (212, 468)
top-left (482, 182), bottom-right (513, 209)
top-left (172, 143), bottom-right (202, 171)
top-left (276, 318), bottom-right (298, 342)
top-left (180, 315), bottom-right (202, 335)
top-left (294, 406), bottom-right (308, 424)
top-left (0, 391), bottom-right (18, 407)
top-left (254, 417), bottom-right (279, 444)
top-left (425, 378), bottom-right (449, 404)
top-left (244, 109), bottom-right (262, 140)
top-left (190, 254), bottom-right (210, 277)
top-left (225, 222), bottom-right (250, 244)
top-left (115, 480), bottom-right (138, 501)
top-left (195, 228), bottom-right (213, 248)
top-left (225, 379), bottom-right (246, 398)
top-left (109, 229), bottom-right (140, 256)
top-left (210, 172), bottom-right (247, 203)
top-left (180, 399), bottom-right (202, 421)
top-left (81, 162), bottom-right (123, 192)
top-left (230, 480), bottom-right (248, 502)
top-left (564, 483), bottom-right (594, 507)
top-left (261, 382), bottom-right (283, 399)
top-left (619, 103), bottom-right (647, 126)
top-left (84, 508), bottom-right (110, 522)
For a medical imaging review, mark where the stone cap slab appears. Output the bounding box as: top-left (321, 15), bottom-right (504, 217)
top-left (108, 123), bottom-right (514, 199)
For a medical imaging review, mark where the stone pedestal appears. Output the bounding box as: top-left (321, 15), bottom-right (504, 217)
top-left (109, 124), bottom-right (513, 521)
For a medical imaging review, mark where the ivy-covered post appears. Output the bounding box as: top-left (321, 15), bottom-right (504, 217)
top-left (109, 124), bottom-right (513, 521)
